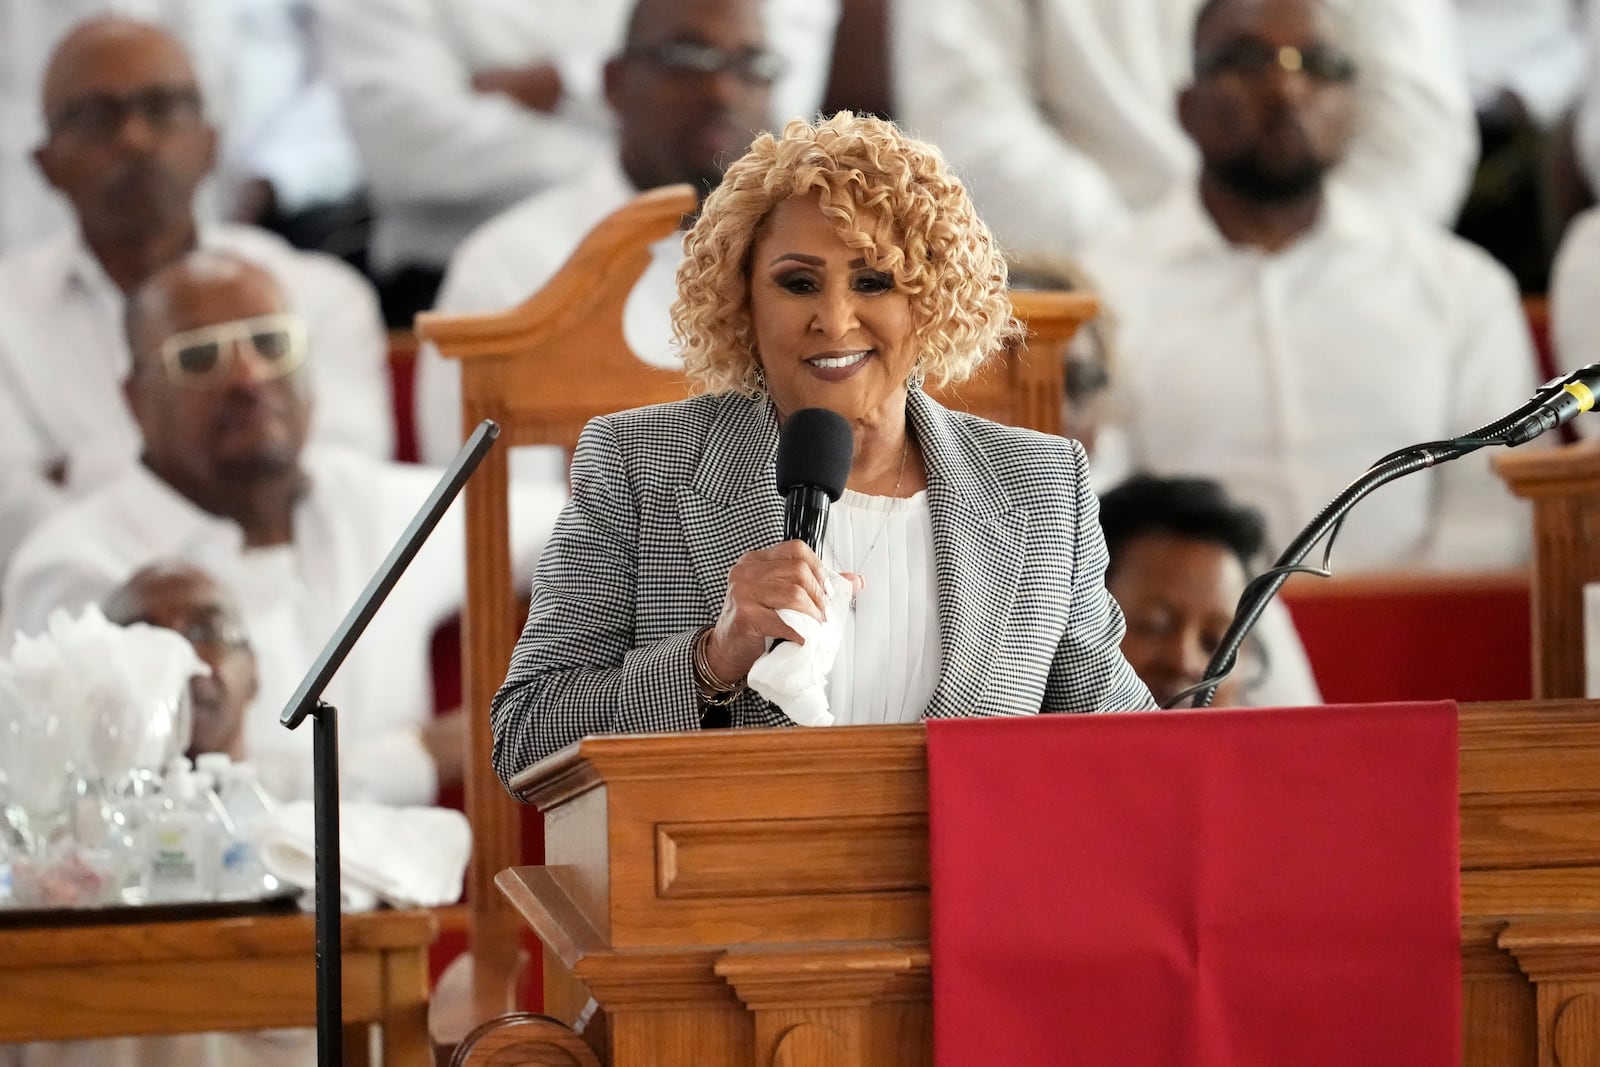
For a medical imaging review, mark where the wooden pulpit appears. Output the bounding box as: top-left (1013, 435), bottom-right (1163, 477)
top-left (1496, 442), bottom-right (1600, 698)
top-left (456, 700), bottom-right (1600, 1067)
top-left (492, 725), bottom-right (930, 1067)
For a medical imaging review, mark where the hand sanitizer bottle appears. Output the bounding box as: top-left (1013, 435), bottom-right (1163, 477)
top-left (142, 766), bottom-right (221, 902)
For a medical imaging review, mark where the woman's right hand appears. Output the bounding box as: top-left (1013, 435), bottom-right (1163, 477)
top-left (702, 540), bottom-right (833, 684)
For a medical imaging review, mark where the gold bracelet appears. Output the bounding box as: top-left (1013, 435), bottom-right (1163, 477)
top-left (693, 627), bottom-right (745, 706)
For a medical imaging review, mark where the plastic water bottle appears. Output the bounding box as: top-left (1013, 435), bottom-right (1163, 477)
top-left (200, 755), bottom-right (277, 898)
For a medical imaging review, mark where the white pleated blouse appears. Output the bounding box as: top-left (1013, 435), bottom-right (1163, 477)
top-left (821, 489), bottom-right (942, 725)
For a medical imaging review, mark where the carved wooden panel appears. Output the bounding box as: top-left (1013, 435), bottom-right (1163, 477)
top-left (656, 815), bottom-right (928, 898)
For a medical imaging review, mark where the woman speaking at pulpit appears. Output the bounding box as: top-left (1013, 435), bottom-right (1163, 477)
top-left (490, 112), bottom-right (1153, 784)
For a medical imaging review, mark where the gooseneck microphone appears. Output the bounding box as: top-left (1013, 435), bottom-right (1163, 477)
top-left (1177, 361), bottom-right (1600, 709)
top-left (775, 407), bottom-right (854, 551)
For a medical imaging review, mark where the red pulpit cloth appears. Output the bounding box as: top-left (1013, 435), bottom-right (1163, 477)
top-left (927, 703), bottom-right (1460, 1067)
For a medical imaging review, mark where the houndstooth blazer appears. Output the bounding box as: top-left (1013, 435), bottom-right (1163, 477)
top-left (490, 387), bottom-right (1154, 784)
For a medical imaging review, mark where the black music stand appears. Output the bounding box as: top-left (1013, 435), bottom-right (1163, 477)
top-left (280, 420), bottom-right (500, 1066)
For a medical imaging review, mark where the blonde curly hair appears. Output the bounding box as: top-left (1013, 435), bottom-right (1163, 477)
top-left (673, 112), bottom-right (1019, 395)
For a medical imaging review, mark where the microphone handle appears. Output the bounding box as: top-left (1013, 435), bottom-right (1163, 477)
top-left (784, 485), bottom-right (833, 553)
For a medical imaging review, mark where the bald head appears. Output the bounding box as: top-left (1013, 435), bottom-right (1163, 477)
top-left (103, 560), bottom-right (238, 632)
top-left (1191, 0), bottom-right (1351, 61)
top-left (42, 16), bottom-right (198, 121)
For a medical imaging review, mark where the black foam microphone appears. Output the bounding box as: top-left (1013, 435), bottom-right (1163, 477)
top-left (775, 407), bottom-right (854, 552)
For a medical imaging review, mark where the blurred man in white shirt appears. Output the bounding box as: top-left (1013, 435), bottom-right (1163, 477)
top-left (1082, 0), bottom-right (1534, 571)
top-left (0, 0), bottom-right (233, 253)
top-left (2, 249), bottom-right (561, 805)
top-left (416, 0), bottom-right (779, 466)
top-left (895, 0), bottom-right (1476, 265)
top-left (315, 0), bottom-right (838, 322)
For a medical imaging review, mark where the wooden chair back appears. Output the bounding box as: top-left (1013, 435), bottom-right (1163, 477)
top-left (413, 182), bottom-right (1097, 1033)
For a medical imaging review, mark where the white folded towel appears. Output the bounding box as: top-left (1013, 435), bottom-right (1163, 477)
top-left (259, 801), bottom-right (472, 910)
top-left (746, 570), bottom-right (854, 727)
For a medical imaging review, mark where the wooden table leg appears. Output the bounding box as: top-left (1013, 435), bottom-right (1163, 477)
top-left (344, 1022), bottom-right (373, 1064)
top-left (381, 946), bottom-right (431, 1067)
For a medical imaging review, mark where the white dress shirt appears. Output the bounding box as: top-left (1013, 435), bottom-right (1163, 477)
top-left (0, 223), bottom-right (394, 576)
top-left (419, 154), bottom-right (683, 467)
top-left (314, 0), bottom-right (839, 273)
top-left (0, 446), bottom-right (564, 805)
top-left (894, 0), bottom-right (1477, 261)
top-left (0, 0), bottom-right (235, 252)
top-left (1080, 184), bottom-right (1535, 572)
top-left (1455, 0), bottom-right (1587, 126)
top-left (822, 490), bottom-right (942, 726)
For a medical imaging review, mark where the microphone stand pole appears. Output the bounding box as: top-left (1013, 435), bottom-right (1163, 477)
top-left (280, 420), bottom-right (500, 1066)
top-left (1179, 438), bottom-right (1483, 710)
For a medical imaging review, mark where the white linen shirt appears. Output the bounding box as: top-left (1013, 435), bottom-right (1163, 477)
top-left (418, 154), bottom-right (683, 466)
top-left (0, 447), bottom-right (564, 806)
top-left (314, 0), bottom-right (839, 273)
top-left (1080, 184), bottom-right (1536, 572)
top-left (893, 0), bottom-right (1477, 261)
top-left (0, 223), bottom-right (393, 575)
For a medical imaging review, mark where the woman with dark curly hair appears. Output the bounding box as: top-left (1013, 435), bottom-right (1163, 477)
top-left (490, 112), bottom-right (1152, 778)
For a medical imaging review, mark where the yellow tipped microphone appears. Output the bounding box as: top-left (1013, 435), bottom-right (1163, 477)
top-left (1502, 365), bottom-right (1600, 446)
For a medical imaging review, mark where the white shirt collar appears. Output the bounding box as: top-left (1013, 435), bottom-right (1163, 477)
top-left (50, 222), bottom-right (241, 306)
top-left (1146, 179), bottom-right (1393, 264)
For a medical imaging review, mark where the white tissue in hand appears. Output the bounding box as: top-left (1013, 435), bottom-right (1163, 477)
top-left (747, 570), bottom-right (854, 727)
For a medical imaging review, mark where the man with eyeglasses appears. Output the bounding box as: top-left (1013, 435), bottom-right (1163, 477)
top-left (103, 560), bottom-right (260, 763)
top-left (0, 2), bottom-right (232, 254)
top-left (895, 0), bottom-right (1475, 268)
top-left (1080, 0), bottom-right (1535, 573)
top-left (413, 0), bottom-right (781, 471)
top-left (0, 16), bottom-right (394, 583)
top-left (314, 0), bottom-right (837, 324)
top-left (0, 249), bottom-right (565, 810)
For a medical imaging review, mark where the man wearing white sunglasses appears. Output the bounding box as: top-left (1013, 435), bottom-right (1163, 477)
top-left (0, 249), bottom-right (564, 811)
